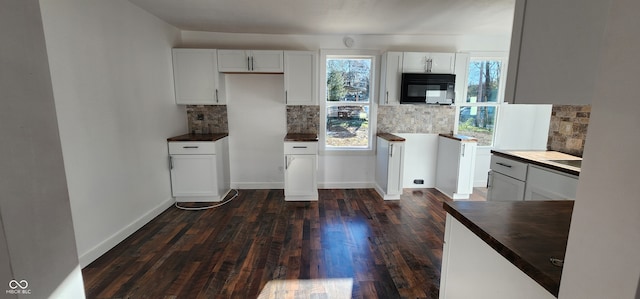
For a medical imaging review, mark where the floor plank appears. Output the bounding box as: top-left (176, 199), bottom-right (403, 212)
top-left (82, 188), bottom-right (470, 298)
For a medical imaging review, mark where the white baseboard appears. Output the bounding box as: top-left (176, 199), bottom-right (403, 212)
top-left (232, 182), bottom-right (284, 189)
top-left (78, 197), bottom-right (174, 267)
top-left (318, 181), bottom-right (374, 189)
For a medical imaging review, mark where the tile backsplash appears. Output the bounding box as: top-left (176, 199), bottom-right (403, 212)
top-left (547, 105), bottom-right (591, 157)
top-left (186, 105), bottom-right (228, 133)
top-left (377, 105), bottom-right (455, 134)
top-left (287, 105), bottom-right (320, 134)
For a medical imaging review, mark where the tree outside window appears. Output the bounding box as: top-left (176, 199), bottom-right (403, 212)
top-left (325, 57), bottom-right (372, 149)
top-left (458, 59), bottom-right (504, 146)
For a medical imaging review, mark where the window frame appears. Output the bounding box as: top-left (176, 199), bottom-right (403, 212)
top-left (455, 53), bottom-right (508, 147)
top-left (319, 49), bottom-right (379, 154)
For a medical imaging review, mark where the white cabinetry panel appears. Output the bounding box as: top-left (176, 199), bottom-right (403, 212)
top-left (375, 137), bottom-right (405, 200)
top-left (172, 49), bottom-right (225, 104)
top-left (524, 165), bottom-right (578, 200)
top-left (284, 51), bottom-right (317, 105)
top-left (379, 52), bottom-right (403, 105)
top-left (403, 52), bottom-right (455, 73)
top-left (284, 141), bottom-right (318, 201)
top-left (218, 50), bottom-right (284, 73)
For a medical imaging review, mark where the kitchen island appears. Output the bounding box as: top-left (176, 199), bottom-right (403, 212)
top-left (440, 200), bottom-right (573, 298)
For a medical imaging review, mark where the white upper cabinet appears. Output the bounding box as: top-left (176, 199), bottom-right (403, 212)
top-left (172, 49), bottom-right (226, 105)
top-left (217, 50), bottom-right (284, 73)
top-left (379, 52), bottom-right (403, 106)
top-left (403, 52), bottom-right (455, 73)
top-left (284, 51), bottom-right (317, 105)
top-left (454, 53), bottom-right (470, 105)
top-left (504, 0), bottom-right (609, 104)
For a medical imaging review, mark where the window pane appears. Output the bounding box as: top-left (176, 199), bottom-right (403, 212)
top-left (458, 106), bottom-right (496, 146)
top-left (326, 105), bottom-right (369, 148)
top-left (466, 60), bottom-right (502, 103)
top-left (326, 58), bottom-right (371, 102)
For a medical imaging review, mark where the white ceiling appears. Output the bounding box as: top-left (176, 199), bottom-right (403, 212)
top-left (128, 0), bottom-right (516, 36)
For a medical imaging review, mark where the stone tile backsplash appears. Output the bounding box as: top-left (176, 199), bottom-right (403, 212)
top-left (186, 105), bottom-right (228, 133)
top-left (377, 105), bottom-right (455, 134)
top-left (287, 105), bottom-right (320, 134)
top-left (547, 105), bottom-right (591, 157)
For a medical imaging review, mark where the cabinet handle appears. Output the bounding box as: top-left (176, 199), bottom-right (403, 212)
top-left (389, 144), bottom-right (394, 157)
top-left (487, 171), bottom-right (492, 188)
top-left (293, 146), bottom-right (307, 149)
top-left (285, 156), bottom-right (287, 170)
top-left (215, 89), bottom-right (219, 103)
top-left (461, 144), bottom-right (466, 157)
top-left (386, 91), bottom-right (389, 104)
top-left (496, 162), bottom-right (512, 168)
top-left (426, 58), bottom-right (433, 73)
top-left (247, 56), bottom-right (250, 71)
top-left (183, 146), bottom-right (199, 149)
top-left (285, 91), bottom-right (288, 104)
top-left (169, 156), bottom-right (173, 170)
top-left (251, 56), bottom-right (254, 71)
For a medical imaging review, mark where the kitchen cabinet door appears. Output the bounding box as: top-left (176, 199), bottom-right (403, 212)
top-left (218, 50), bottom-right (284, 73)
top-left (379, 51), bottom-right (403, 105)
top-left (504, 0), bottom-right (609, 104)
top-left (284, 154), bottom-right (318, 200)
top-left (172, 49), bottom-right (225, 104)
top-left (374, 137), bottom-right (405, 200)
top-left (170, 154), bottom-right (218, 198)
top-left (284, 51), bottom-right (317, 105)
top-left (524, 165), bottom-right (578, 200)
top-left (435, 136), bottom-right (477, 200)
top-left (252, 50), bottom-right (284, 73)
top-left (454, 52), bottom-right (470, 104)
top-left (487, 171), bottom-right (526, 201)
top-left (403, 52), bottom-right (455, 73)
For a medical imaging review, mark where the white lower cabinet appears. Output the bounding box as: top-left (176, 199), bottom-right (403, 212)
top-left (374, 136), bottom-right (405, 200)
top-left (524, 165), bottom-right (578, 200)
top-left (440, 214), bottom-right (556, 299)
top-left (284, 142), bottom-right (318, 201)
top-left (435, 135), bottom-right (477, 200)
top-left (487, 171), bottom-right (526, 202)
top-left (168, 139), bottom-right (230, 202)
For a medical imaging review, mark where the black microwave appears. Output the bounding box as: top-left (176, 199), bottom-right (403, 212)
top-left (400, 73), bottom-right (456, 104)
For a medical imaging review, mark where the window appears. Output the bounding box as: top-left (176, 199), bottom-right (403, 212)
top-left (323, 55), bottom-right (374, 150)
top-left (457, 57), bottom-right (506, 146)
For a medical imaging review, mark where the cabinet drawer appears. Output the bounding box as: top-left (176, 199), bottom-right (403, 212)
top-left (284, 142), bottom-right (318, 155)
top-left (169, 142), bottom-right (216, 155)
top-left (490, 155), bottom-right (528, 181)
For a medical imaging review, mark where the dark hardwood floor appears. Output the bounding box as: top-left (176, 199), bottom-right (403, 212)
top-left (82, 188), bottom-right (457, 298)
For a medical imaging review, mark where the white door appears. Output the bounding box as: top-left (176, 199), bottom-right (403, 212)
top-left (386, 142), bottom-right (404, 195)
top-left (217, 50), bottom-right (251, 72)
top-left (170, 154), bottom-right (218, 197)
top-left (429, 53), bottom-right (455, 73)
top-left (172, 49), bottom-right (218, 104)
top-left (284, 51), bottom-right (317, 105)
top-left (251, 50), bottom-right (284, 72)
top-left (380, 52), bottom-right (403, 105)
top-left (487, 171), bottom-right (525, 201)
top-left (284, 154), bottom-right (317, 197)
top-left (524, 165), bottom-right (578, 200)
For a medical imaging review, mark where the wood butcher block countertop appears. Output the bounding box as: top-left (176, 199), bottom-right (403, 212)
top-left (444, 200), bottom-right (574, 297)
top-left (438, 133), bottom-right (477, 142)
top-left (376, 133), bottom-right (405, 142)
top-left (492, 150), bottom-right (581, 176)
top-left (167, 133), bottom-right (228, 142)
top-left (284, 133), bottom-right (318, 142)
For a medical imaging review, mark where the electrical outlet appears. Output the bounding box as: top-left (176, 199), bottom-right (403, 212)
top-left (197, 114), bottom-right (204, 120)
top-left (413, 179), bottom-right (424, 185)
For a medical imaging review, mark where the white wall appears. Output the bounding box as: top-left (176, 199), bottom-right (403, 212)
top-left (39, 0), bottom-right (186, 266)
top-left (180, 31), bottom-right (511, 53)
top-left (396, 134), bottom-right (440, 188)
top-left (559, 0), bottom-right (640, 297)
top-left (226, 74), bottom-right (287, 188)
top-left (1, 0), bottom-right (85, 297)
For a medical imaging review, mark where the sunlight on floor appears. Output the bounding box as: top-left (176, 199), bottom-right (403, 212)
top-left (257, 278), bottom-right (353, 299)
